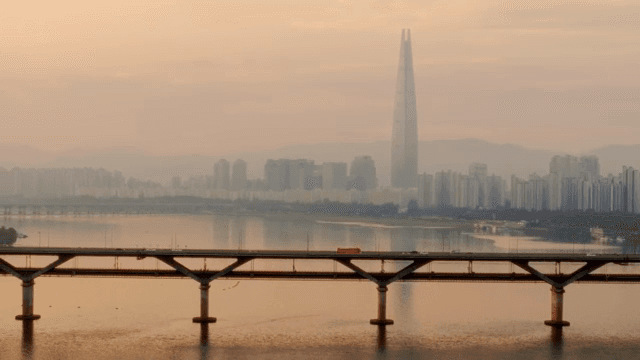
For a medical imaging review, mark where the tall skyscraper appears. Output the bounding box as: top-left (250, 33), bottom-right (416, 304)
top-left (390, 29), bottom-right (418, 189)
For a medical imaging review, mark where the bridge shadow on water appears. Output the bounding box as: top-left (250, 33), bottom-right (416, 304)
top-left (374, 326), bottom-right (388, 358)
top-left (21, 320), bottom-right (34, 360)
top-left (199, 324), bottom-right (210, 360)
top-left (549, 327), bottom-right (564, 359)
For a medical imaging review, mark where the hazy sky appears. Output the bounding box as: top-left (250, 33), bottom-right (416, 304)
top-left (1, 0), bottom-right (639, 156)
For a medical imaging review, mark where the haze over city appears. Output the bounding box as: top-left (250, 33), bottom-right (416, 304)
top-left (2, 0), bottom-right (640, 160)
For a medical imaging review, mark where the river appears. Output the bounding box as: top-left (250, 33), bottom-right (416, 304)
top-left (1, 214), bottom-right (639, 359)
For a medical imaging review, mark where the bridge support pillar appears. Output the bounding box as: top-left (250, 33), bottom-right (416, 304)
top-left (193, 283), bottom-right (216, 323)
top-left (16, 280), bottom-right (40, 321)
top-left (544, 286), bottom-right (569, 327)
top-left (370, 286), bottom-right (393, 325)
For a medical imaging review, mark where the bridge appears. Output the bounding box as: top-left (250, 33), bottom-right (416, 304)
top-left (2, 247), bottom-right (640, 327)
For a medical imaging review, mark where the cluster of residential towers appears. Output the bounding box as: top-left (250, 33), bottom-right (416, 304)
top-left (208, 157), bottom-right (377, 193)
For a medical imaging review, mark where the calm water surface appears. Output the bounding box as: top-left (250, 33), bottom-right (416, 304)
top-left (1, 214), bottom-right (640, 359)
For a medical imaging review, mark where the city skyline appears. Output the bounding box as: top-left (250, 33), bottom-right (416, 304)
top-left (3, 151), bottom-right (639, 215)
top-left (3, 138), bottom-right (640, 188)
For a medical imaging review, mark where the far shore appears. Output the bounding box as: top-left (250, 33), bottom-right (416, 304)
top-left (222, 210), bottom-right (469, 229)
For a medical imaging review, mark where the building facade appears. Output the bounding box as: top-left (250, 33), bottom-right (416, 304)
top-left (349, 156), bottom-right (377, 191)
top-left (231, 159), bottom-right (248, 191)
top-left (213, 159), bottom-right (230, 190)
top-left (322, 162), bottom-right (348, 190)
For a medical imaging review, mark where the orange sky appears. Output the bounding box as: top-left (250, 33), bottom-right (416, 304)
top-left (1, 0), bottom-right (639, 155)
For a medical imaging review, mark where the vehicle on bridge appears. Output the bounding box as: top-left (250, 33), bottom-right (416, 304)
top-left (337, 247), bottom-right (361, 254)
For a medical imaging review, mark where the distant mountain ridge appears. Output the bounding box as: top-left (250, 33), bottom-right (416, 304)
top-left (0, 139), bottom-right (637, 186)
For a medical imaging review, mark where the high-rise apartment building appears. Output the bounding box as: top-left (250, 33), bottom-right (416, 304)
top-left (580, 155), bottom-right (600, 180)
top-left (322, 162), bottom-right (348, 190)
top-left (231, 159), bottom-right (248, 191)
top-left (622, 166), bottom-right (640, 213)
top-left (527, 173), bottom-right (547, 211)
top-left (435, 170), bottom-right (456, 208)
top-left (453, 173), bottom-right (468, 208)
top-left (487, 175), bottom-right (505, 208)
top-left (577, 172), bottom-right (593, 211)
top-left (469, 163), bottom-right (488, 208)
top-left (548, 155), bottom-right (600, 210)
top-left (349, 156), bottom-right (377, 191)
top-left (306, 165), bottom-right (323, 190)
top-left (288, 159), bottom-right (315, 190)
top-left (264, 159), bottom-right (316, 191)
top-left (417, 173), bottom-right (434, 207)
top-left (264, 159), bottom-right (288, 191)
top-left (171, 176), bottom-right (182, 189)
top-left (213, 159), bottom-right (230, 190)
top-left (390, 29), bottom-right (418, 189)
top-left (510, 175), bottom-right (526, 209)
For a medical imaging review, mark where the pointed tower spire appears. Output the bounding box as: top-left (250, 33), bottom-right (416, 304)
top-left (390, 29), bottom-right (418, 189)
